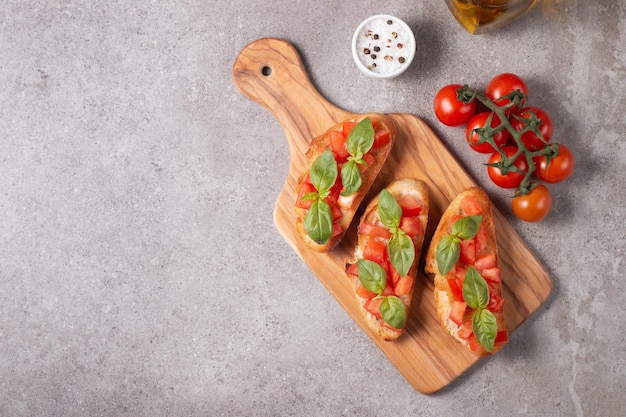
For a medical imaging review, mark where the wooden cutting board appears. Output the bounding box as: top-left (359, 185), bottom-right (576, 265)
top-left (232, 38), bottom-right (552, 394)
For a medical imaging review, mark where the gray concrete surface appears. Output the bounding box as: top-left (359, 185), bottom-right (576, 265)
top-left (1, 1), bottom-right (625, 416)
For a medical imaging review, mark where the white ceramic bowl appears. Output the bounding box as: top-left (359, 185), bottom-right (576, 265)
top-left (352, 14), bottom-right (416, 79)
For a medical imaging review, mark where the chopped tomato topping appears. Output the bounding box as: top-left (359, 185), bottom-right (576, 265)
top-left (448, 214), bottom-right (463, 229)
top-left (475, 253), bottom-right (497, 270)
top-left (448, 278), bottom-right (464, 301)
top-left (356, 284), bottom-right (377, 299)
top-left (395, 275), bottom-right (414, 296)
top-left (389, 265), bottom-right (402, 286)
top-left (331, 204), bottom-right (342, 221)
top-left (495, 330), bottom-right (509, 344)
top-left (382, 282), bottom-right (394, 296)
top-left (295, 182), bottom-right (316, 209)
top-left (342, 121), bottom-right (357, 137)
top-left (363, 239), bottom-right (387, 265)
top-left (450, 262), bottom-right (468, 281)
top-left (399, 216), bottom-right (422, 236)
top-left (458, 321), bottom-right (473, 340)
top-left (474, 222), bottom-right (489, 254)
top-left (346, 262), bottom-right (359, 277)
top-left (355, 153), bottom-right (375, 174)
top-left (459, 238), bottom-right (476, 265)
top-left (364, 297), bottom-right (382, 320)
top-left (468, 333), bottom-right (481, 351)
top-left (481, 267), bottom-right (501, 283)
top-left (398, 195), bottom-right (422, 217)
top-left (488, 294), bottom-right (505, 313)
top-left (369, 117), bottom-right (379, 128)
top-left (449, 300), bottom-right (467, 326)
top-left (461, 196), bottom-right (483, 215)
top-left (329, 130), bottom-right (349, 160)
top-left (373, 129), bottom-right (390, 147)
top-left (331, 222), bottom-right (343, 237)
top-left (359, 222), bottom-right (392, 239)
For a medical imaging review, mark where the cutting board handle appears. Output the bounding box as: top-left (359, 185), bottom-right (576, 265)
top-left (232, 38), bottom-right (352, 151)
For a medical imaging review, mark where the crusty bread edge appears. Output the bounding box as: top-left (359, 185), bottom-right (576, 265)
top-left (347, 178), bottom-right (429, 341)
top-left (295, 113), bottom-right (396, 252)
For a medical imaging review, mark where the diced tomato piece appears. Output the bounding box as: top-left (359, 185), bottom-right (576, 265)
top-left (389, 266), bottom-right (402, 286)
top-left (474, 223), bottom-right (489, 254)
top-left (449, 301), bottom-right (467, 326)
top-left (369, 117), bottom-right (379, 128)
top-left (398, 195), bottom-right (422, 217)
top-left (399, 216), bottom-right (422, 237)
top-left (346, 262), bottom-right (359, 277)
top-left (447, 278), bottom-right (464, 301)
top-left (358, 222), bottom-right (391, 239)
top-left (458, 320), bottom-right (473, 340)
top-left (363, 239), bottom-right (387, 265)
top-left (481, 267), bottom-right (501, 283)
top-left (459, 238), bottom-right (476, 265)
top-left (373, 129), bottom-right (390, 148)
top-left (461, 196), bottom-right (483, 215)
top-left (295, 182), bottom-right (316, 209)
top-left (475, 253), bottom-right (497, 270)
top-left (329, 131), bottom-right (349, 160)
top-left (342, 121), bottom-right (357, 137)
top-left (451, 262), bottom-right (468, 281)
top-left (488, 294), bottom-right (505, 313)
top-left (356, 284), bottom-right (377, 299)
top-left (358, 153), bottom-right (375, 173)
top-left (395, 275), bottom-right (414, 296)
top-left (323, 178), bottom-right (342, 206)
top-left (468, 333), bottom-right (482, 351)
top-left (364, 297), bottom-right (382, 319)
top-left (495, 330), bottom-right (509, 344)
top-left (382, 282), bottom-right (394, 296)
top-left (448, 214), bottom-right (464, 229)
top-left (331, 222), bottom-right (343, 237)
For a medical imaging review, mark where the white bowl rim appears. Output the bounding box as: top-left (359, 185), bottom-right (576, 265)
top-left (351, 14), bottom-right (416, 79)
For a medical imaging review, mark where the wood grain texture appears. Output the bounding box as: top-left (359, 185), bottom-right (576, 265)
top-left (232, 38), bottom-right (552, 394)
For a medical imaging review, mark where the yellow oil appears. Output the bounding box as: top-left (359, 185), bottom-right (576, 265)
top-left (444, 0), bottom-right (539, 34)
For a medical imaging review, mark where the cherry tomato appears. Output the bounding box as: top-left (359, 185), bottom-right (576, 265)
top-left (485, 73), bottom-right (529, 115)
top-left (433, 84), bottom-right (476, 126)
top-left (534, 144), bottom-right (575, 183)
top-left (510, 107), bottom-right (554, 151)
top-left (512, 184), bottom-right (552, 222)
top-left (465, 112), bottom-right (510, 153)
top-left (487, 146), bottom-right (529, 189)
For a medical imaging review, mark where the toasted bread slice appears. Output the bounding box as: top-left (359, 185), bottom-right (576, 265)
top-left (346, 178), bottom-right (429, 341)
top-left (295, 114), bottom-right (396, 252)
top-left (425, 187), bottom-right (508, 355)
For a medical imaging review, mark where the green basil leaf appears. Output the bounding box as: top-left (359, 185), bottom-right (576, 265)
top-left (377, 189), bottom-right (402, 230)
top-left (301, 192), bottom-right (318, 202)
top-left (346, 118), bottom-right (375, 158)
top-left (309, 149), bottom-right (338, 195)
top-left (340, 160), bottom-right (362, 196)
top-left (436, 235), bottom-right (460, 275)
top-left (472, 308), bottom-right (497, 352)
top-left (462, 266), bottom-right (490, 310)
top-left (303, 199), bottom-right (333, 244)
top-left (388, 232), bottom-right (415, 277)
top-left (451, 214), bottom-right (483, 240)
top-left (379, 296), bottom-right (406, 329)
top-left (357, 259), bottom-right (386, 295)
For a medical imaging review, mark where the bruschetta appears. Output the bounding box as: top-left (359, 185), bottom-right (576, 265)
top-left (295, 114), bottom-right (396, 252)
top-left (425, 187), bottom-right (508, 355)
top-left (345, 178), bottom-right (429, 341)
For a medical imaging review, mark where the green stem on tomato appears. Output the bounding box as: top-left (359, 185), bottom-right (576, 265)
top-left (468, 90), bottom-right (559, 195)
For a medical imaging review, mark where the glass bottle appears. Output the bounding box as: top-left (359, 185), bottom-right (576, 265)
top-left (443, 0), bottom-right (539, 34)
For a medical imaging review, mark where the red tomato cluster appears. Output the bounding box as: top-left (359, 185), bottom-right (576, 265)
top-left (433, 73), bottom-right (575, 222)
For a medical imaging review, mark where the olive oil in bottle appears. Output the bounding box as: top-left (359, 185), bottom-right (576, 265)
top-left (443, 0), bottom-right (538, 34)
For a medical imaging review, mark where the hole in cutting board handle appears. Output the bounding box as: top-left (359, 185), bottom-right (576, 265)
top-left (261, 66), bottom-right (272, 76)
